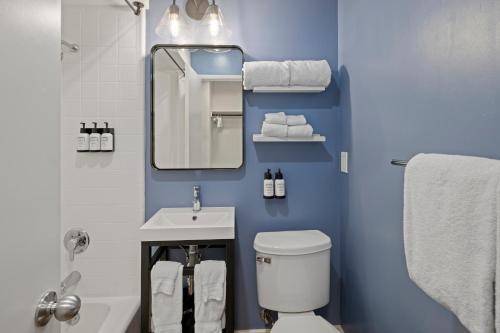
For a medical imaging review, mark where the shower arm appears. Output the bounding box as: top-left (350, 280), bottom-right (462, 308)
top-left (124, 0), bottom-right (144, 16)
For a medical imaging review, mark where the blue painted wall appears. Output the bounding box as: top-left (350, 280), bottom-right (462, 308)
top-left (339, 0), bottom-right (500, 332)
top-left (146, 0), bottom-right (340, 329)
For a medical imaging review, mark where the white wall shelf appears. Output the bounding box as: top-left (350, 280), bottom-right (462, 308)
top-left (250, 86), bottom-right (326, 93)
top-left (200, 75), bottom-right (242, 82)
top-left (253, 134), bottom-right (326, 142)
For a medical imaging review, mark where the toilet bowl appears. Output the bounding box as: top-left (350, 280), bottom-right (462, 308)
top-left (254, 230), bottom-right (338, 333)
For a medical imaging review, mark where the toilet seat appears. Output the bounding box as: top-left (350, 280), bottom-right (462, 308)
top-left (271, 315), bottom-right (340, 333)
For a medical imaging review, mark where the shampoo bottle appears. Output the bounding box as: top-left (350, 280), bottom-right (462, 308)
top-left (100, 122), bottom-right (114, 152)
top-left (263, 169), bottom-right (274, 199)
top-left (89, 122), bottom-right (101, 152)
top-left (76, 122), bottom-right (90, 152)
top-left (274, 169), bottom-right (286, 199)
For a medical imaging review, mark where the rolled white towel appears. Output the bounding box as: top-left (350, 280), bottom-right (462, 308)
top-left (264, 112), bottom-right (287, 125)
top-left (243, 61), bottom-right (290, 90)
top-left (286, 115), bottom-right (307, 126)
top-left (287, 60), bottom-right (331, 87)
top-left (261, 122), bottom-right (288, 137)
top-left (288, 124), bottom-right (314, 137)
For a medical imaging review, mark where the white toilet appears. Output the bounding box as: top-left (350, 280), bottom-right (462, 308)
top-left (254, 230), bottom-right (340, 333)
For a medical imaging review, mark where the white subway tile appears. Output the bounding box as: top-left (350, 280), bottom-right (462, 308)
top-left (81, 100), bottom-right (99, 118)
top-left (61, 4), bottom-right (144, 299)
top-left (99, 11), bottom-right (117, 46)
top-left (82, 62), bottom-right (99, 82)
top-left (82, 8), bottom-right (100, 45)
top-left (118, 48), bottom-right (138, 65)
top-left (100, 45), bottom-right (118, 65)
top-left (100, 65), bottom-right (118, 82)
top-left (82, 83), bottom-right (99, 100)
top-left (99, 100), bottom-right (117, 117)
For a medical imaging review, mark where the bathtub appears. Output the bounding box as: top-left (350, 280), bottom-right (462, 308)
top-left (62, 296), bottom-right (140, 333)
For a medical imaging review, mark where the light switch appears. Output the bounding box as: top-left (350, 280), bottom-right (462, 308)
top-left (341, 152), bottom-right (348, 173)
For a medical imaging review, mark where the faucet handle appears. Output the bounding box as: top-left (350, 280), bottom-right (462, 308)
top-left (64, 228), bottom-right (90, 262)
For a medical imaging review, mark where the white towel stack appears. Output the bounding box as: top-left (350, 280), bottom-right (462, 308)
top-left (151, 261), bottom-right (184, 333)
top-left (243, 60), bottom-right (331, 90)
top-left (261, 112), bottom-right (314, 138)
top-left (194, 261), bottom-right (227, 333)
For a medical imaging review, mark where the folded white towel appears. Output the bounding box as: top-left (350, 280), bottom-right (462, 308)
top-left (194, 261), bottom-right (226, 333)
top-left (286, 115), bottom-right (307, 126)
top-left (264, 112), bottom-right (287, 125)
top-left (243, 61), bottom-right (290, 90)
top-left (151, 262), bottom-right (183, 333)
top-left (287, 124), bottom-right (313, 137)
top-left (261, 122), bottom-right (287, 137)
top-left (404, 153), bottom-right (500, 333)
top-left (287, 60), bottom-right (331, 87)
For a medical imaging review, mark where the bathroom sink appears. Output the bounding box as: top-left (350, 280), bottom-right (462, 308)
top-left (140, 207), bottom-right (235, 241)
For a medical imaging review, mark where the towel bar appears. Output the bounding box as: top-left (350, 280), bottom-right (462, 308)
top-left (391, 159), bottom-right (408, 167)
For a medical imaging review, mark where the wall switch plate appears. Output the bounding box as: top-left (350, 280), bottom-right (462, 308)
top-left (341, 152), bottom-right (349, 173)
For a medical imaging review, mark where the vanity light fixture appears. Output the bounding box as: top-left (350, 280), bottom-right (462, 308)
top-left (155, 0), bottom-right (229, 41)
top-left (155, 0), bottom-right (188, 39)
top-left (200, 0), bottom-right (225, 38)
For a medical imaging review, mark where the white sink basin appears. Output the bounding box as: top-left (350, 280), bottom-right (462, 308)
top-left (140, 207), bottom-right (235, 241)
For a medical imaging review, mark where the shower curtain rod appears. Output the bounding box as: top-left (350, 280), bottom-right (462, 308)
top-left (124, 0), bottom-right (144, 15)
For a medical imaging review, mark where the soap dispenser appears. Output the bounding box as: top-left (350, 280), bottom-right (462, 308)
top-left (274, 169), bottom-right (286, 199)
top-left (263, 169), bottom-right (274, 199)
top-left (76, 122), bottom-right (90, 152)
top-left (89, 122), bottom-right (101, 152)
top-left (100, 122), bottom-right (114, 152)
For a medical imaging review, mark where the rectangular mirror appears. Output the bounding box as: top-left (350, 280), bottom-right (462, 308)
top-left (151, 45), bottom-right (244, 170)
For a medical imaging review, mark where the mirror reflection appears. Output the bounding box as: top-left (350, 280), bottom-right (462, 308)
top-left (152, 46), bottom-right (243, 170)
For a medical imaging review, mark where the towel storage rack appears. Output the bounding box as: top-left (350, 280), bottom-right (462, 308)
top-left (391, 159), bottom-right (408, 167)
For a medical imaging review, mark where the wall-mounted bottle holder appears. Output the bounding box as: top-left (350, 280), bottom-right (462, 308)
top-left (76, 122), bottom-right (115, 153)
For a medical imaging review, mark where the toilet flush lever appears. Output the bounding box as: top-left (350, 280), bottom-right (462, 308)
top-left (256, 256), bottom-right (271, 264)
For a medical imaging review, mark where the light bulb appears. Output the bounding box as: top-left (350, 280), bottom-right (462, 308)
top-left (208, 12), bottom-right (220, 37)
top-left (169, 11), bottom-right (180, 37)
top-left (201, 1), bottom-right (226, 40)
top-left (155, 1), bottom-right (187, 39)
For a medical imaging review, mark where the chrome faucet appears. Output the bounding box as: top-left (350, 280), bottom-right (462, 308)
top-left (60, 271), bottom-right (82, 295)
top-left (193, 185), bottom-right (201, 212)
top-left (64, 228), bottom-right (90, 261)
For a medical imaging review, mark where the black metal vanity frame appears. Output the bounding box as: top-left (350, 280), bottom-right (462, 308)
top-left (141, 239), bottom-right (235, 333)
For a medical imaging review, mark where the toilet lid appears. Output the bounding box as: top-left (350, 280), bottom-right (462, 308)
top-left (271, 315), bottom-right (340, 333)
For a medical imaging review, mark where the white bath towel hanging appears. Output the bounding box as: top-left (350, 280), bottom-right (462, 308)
top-left (194, 261), bottom-right (226, 333)
top-left (151, 262), bottom-right (184, 333)
top-left (404, 153), bottom-right (500, 333)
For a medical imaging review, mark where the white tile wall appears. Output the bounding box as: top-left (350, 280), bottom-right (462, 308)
top-left (61, 3), bottom-right (145, 297)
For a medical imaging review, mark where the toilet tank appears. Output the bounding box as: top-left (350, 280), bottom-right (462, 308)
top-left (254, 230), bottom-right (332, 313)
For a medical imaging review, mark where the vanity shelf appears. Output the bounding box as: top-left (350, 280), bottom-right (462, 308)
top-left (253, 134), bottom-right (326, 142)
top-left (200, 75), bottom-right (242, 82)
top-left (250, 86), bottom-right (326, 93)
